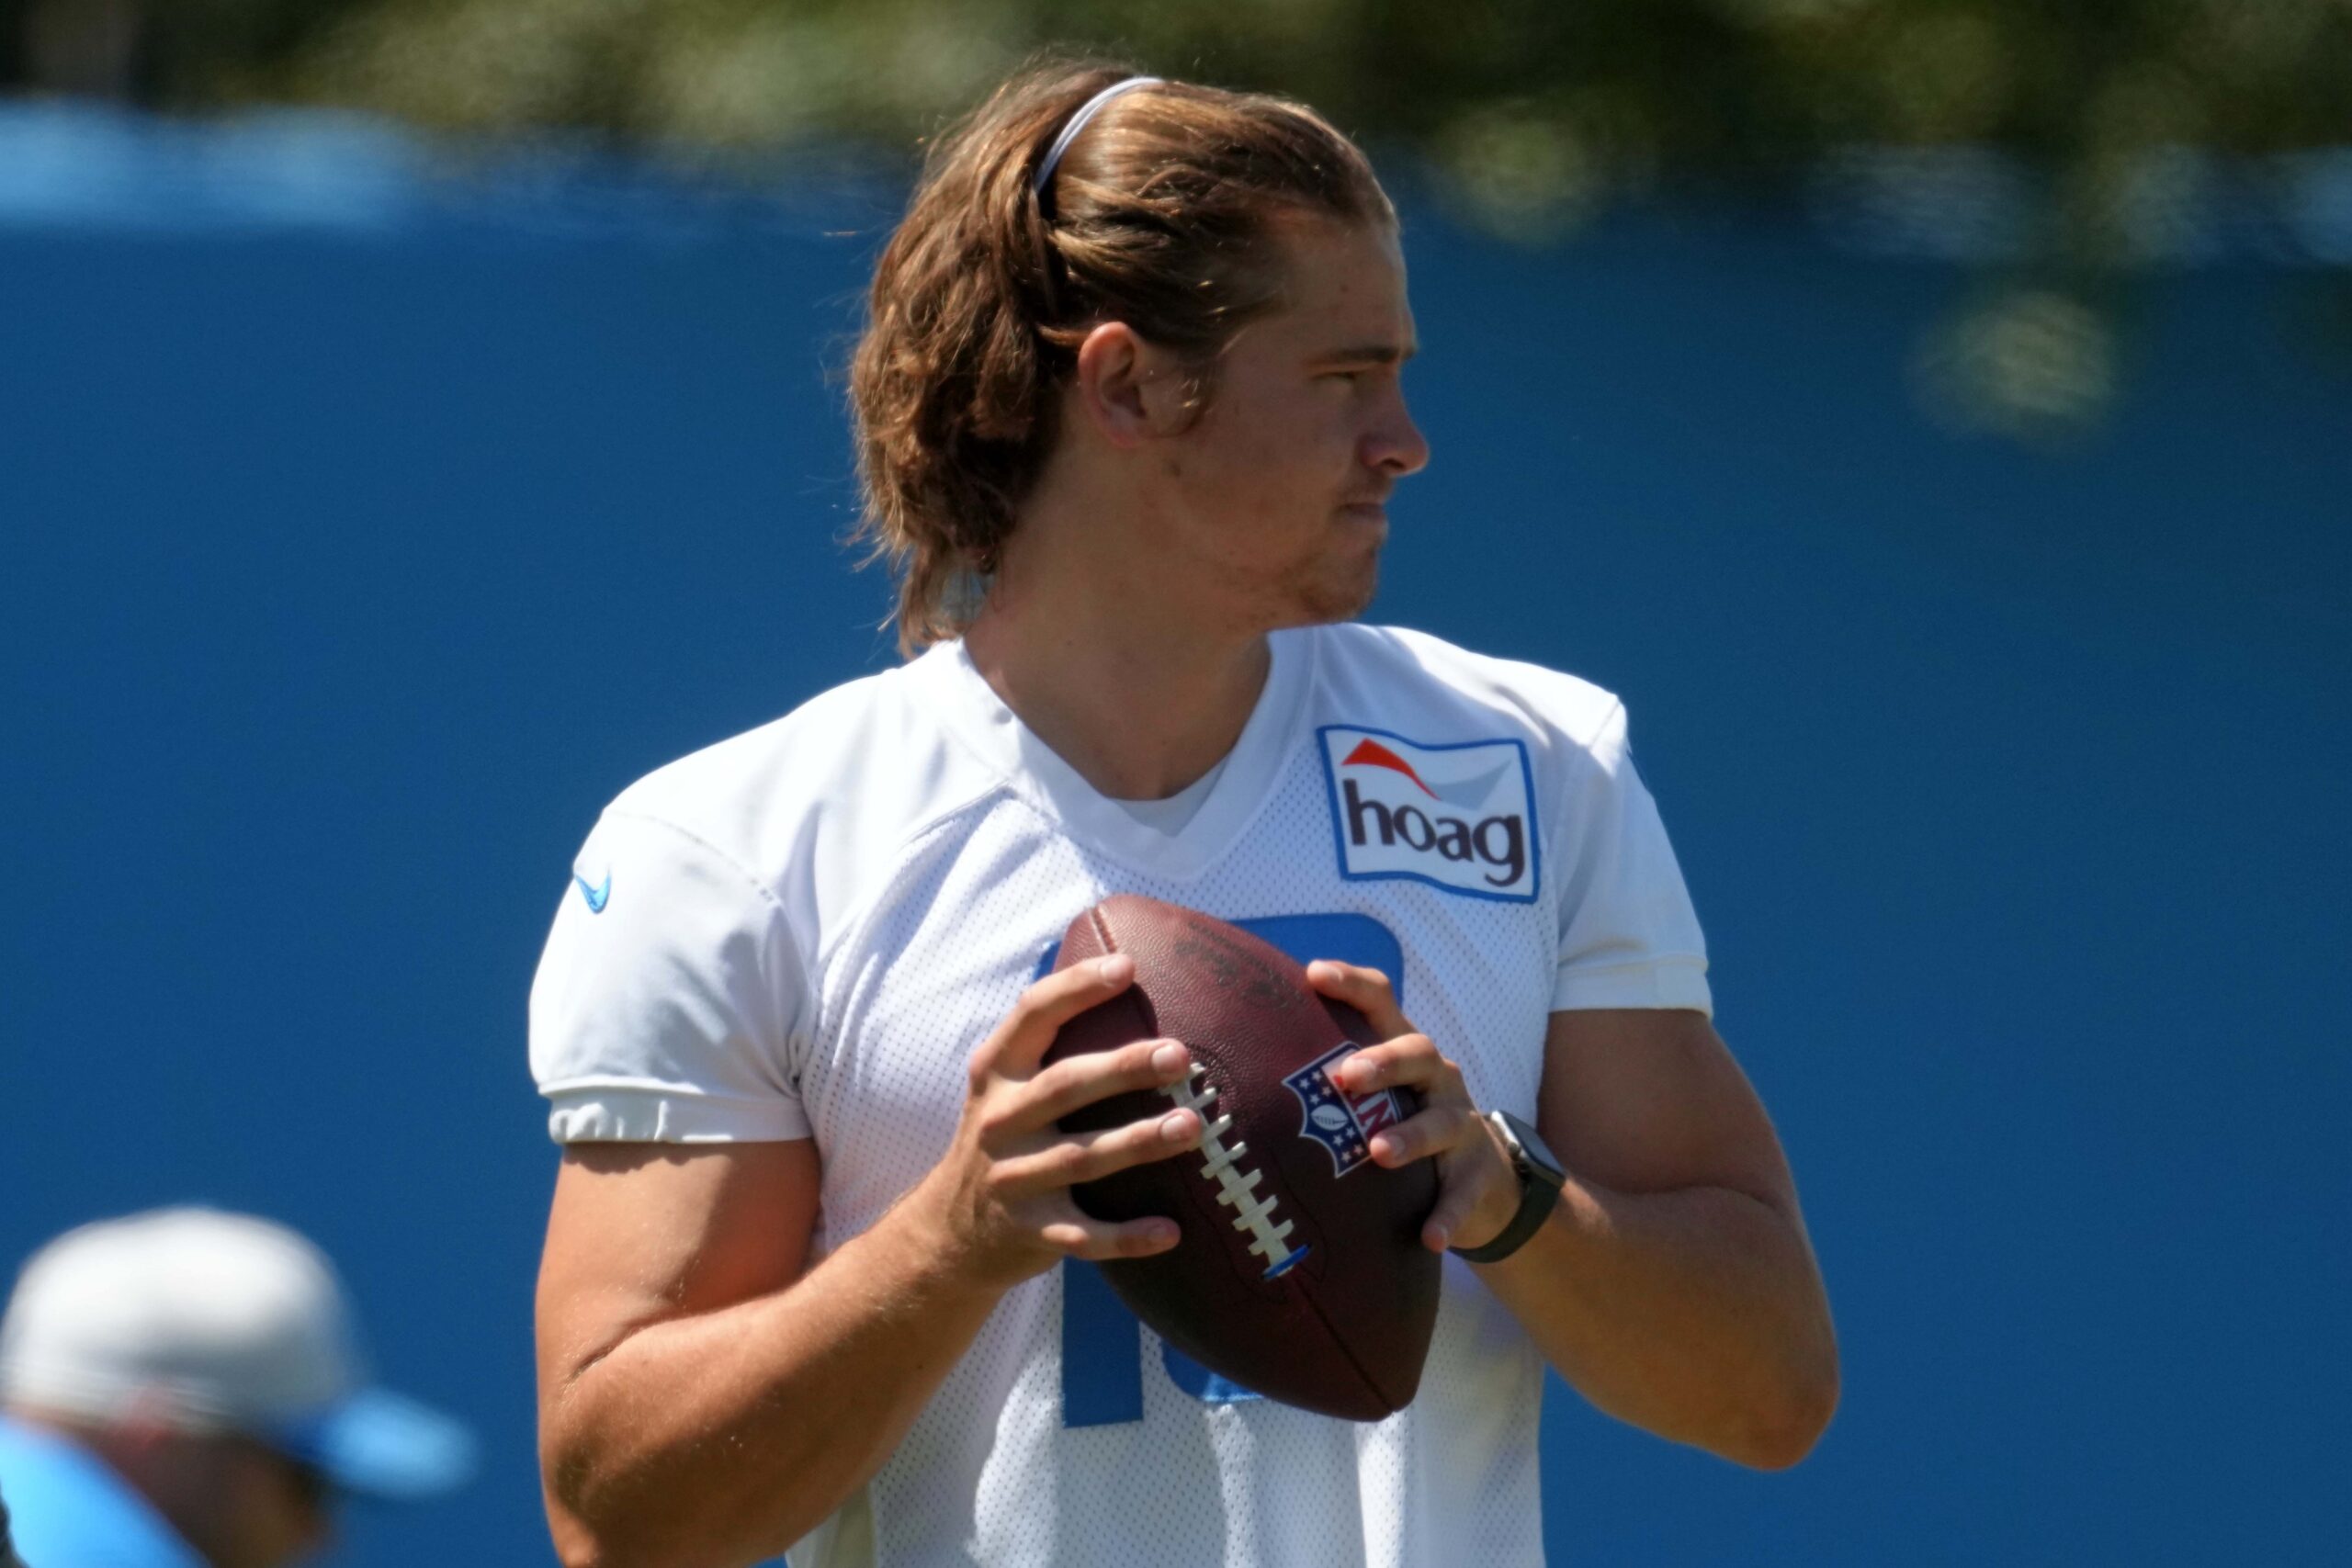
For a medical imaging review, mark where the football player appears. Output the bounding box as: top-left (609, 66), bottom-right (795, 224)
top-left (531, 62), bottom-right (1838, 1568)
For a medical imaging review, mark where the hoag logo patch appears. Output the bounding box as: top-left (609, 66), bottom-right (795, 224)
top-left (1317, 726), bottom-right (1539, 902)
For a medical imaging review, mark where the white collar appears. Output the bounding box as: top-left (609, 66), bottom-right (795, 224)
top-left (908, 628), bottom-right (1317, 881)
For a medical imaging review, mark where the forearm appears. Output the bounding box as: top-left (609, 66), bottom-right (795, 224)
top-left (543, 1197), bottom-right (999, 1568)
top-left (1478, 1175), bottom-right (1838, 1469)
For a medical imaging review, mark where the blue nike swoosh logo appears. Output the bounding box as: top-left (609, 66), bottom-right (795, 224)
top-left (572, 871), bottom-right (611, 913)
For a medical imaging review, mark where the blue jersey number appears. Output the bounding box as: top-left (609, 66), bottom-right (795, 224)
top-left (1040, 910), bottom-right (1405, 1428)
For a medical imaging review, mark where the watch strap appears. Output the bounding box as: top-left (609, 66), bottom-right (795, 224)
top-left (1451, 1111), bottom-right (1565, 1265)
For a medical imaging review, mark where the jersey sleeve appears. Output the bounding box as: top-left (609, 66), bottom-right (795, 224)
top-left (528, 809), bottom-right (812, 1143)
top-left (1549, 701), bottom-right (1714, 1016)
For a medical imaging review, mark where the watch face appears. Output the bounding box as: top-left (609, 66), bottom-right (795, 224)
top-left (1499, 1111), bottom-right (1566, 1182)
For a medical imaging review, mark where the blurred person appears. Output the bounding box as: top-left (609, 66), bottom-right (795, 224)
top-left (0, 1208), bottom-right (476, 1568)
top-left (530, 62), bottom-right (1838, 1568)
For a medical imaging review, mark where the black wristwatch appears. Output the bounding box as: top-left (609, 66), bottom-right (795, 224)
top-left (1450, 1110), bottom-right (1567, 1264)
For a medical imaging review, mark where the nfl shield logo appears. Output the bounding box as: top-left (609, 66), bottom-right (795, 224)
top-left (1284, 1043), bottom-right (1405, 1177)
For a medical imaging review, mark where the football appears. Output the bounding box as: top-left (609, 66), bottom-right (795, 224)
top-left (1044, 894), bottom-right (1441, 1421)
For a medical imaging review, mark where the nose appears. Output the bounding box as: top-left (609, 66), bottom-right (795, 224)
top-left (1363, 387), bottom-right (1430, 479)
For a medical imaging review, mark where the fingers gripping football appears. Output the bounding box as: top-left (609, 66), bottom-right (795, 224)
top-left (993, 1112), bottom-right (1201, 1194)
top-left (1306, 960), bottom-right (1523, 1254)
top-left (922, 955), bottom-right (1203, 1285)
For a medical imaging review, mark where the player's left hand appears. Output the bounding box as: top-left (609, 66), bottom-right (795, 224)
top-left (1305, 961), bottom-right (1524, 1255)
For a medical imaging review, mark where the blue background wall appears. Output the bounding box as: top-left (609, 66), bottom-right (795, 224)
top-left (2, 110), bottom-right (2346, 1565)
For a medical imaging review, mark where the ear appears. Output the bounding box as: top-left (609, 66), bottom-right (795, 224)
top-left (1072, 322), bottom-right (1188, 447)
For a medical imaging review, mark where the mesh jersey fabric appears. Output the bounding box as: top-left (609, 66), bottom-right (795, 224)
top-left (529, 621), bottom-right (1713, 1568)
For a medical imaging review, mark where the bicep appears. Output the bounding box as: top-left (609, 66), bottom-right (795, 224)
top-left (1536, 1009), bottom-right (1799, 1219)
top-left (535, 1139), bottom-right (822, 1401)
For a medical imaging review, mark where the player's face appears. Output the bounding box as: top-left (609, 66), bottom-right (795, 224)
top-left (1159, 216), bottom-right (1429, 631)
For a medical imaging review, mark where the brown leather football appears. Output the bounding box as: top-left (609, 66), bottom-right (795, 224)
top-left (1044, 894), bottom-right (1441, 1421)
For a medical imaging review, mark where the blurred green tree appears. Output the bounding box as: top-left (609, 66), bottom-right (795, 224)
top-left (6, 0), bottom-right (2348, 434)
top-left (9, 2), bottom-right (2346, 193)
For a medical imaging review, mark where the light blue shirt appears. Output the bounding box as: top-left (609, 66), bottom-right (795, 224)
top-left (1, 1479), bottom-right (23, 1568)
top-left (0, 1416), bottom-right (206, 1568)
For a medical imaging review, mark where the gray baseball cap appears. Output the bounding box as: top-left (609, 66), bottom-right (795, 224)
top-left (0, 1208), bottom-right (475, 1499)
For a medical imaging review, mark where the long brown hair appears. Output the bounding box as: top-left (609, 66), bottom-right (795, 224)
top-left (849, 60), bottom-right (1395, 651)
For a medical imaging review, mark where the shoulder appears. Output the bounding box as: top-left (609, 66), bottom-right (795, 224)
top-left (590, 656), bottom-right (1004, 904)
top-left (1310, 622), bottom-right (1632, 770)
top-left (609, 663), bottom-right (936, 840)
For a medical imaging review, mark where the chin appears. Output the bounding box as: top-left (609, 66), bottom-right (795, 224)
top-left (1283, 564), bottom-right (1378, 627)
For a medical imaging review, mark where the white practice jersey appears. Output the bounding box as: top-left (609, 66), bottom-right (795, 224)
top-left (530, 622), bottom-right (1713, 1568)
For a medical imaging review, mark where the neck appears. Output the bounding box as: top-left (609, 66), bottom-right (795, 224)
top-left (962, 486), bottom-right (1272, 801)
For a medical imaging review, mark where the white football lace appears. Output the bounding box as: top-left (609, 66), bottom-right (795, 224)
top-left (1159, 1064), bottom-right (1305, 1278)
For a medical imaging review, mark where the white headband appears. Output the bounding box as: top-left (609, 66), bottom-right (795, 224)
top-left (1032, 76), bottom-right (1164, 198)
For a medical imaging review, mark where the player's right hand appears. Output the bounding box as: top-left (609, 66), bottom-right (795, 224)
top-left (908, 953), bottom-right (1201, 1289)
